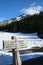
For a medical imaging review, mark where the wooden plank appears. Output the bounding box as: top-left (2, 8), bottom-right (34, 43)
top-left (3, 40), bottom-right (16, 51)
top-left (3, 39), bottom-right (29, 51)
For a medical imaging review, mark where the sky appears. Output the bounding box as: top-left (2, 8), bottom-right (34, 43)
top-left (0, 0), bottom-right (43, 21)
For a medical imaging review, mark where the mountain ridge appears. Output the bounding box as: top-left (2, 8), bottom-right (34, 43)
top-left (0, 12), bottom-right (43, 38)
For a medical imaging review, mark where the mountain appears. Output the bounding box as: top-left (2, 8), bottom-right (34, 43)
top-left (0, 14), bottom-right (30, 26)
top-left (0, 12), bottom-right (43, 38)
top-left (0, 14), bottom-right (30, 32)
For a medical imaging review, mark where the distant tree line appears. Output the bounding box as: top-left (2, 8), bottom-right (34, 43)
top-left (0, 12), bottom-right (43, 38)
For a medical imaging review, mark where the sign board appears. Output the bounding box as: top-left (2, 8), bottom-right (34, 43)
top-left (3, 39), bottom-right (28, 51)
top-left (17, 39), bottom-right (28, 50)
top-left (3, 40), bottom-right (16, 51)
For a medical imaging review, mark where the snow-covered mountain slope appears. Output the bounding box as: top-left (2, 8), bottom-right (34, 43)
top-left (0, 14), bottom-right (29, 26)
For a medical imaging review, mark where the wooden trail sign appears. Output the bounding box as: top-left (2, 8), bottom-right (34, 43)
top-left (3, 40), bottom-right (16, 51)
top-left (3, 39), bottom-right (28, 51)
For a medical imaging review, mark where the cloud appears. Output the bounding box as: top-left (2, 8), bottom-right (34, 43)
top-left (30, 2), bottom-right (36, 6)
top-left (21, 6), bottom-right (42, 15)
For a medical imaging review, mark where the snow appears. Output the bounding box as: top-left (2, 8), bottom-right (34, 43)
top-left (27, 39), bottom-right (43, 49)
top-left (0, 51), bottom-right (43, 65)
top-left (0, 32), bottom-right (43, 50)
top-left (0, 32), bottom-right (43, 65)
top-left (21, 52), bottom-right (43, 61)
top-left (16, 17), bottom-right (21, 21)
top-left (0, 32), bottom-right (39, 49)
top-left (0, 51), bottom-right (12, 65)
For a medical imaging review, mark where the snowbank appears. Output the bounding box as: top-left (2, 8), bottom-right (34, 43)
top-left (0, 51), bottom-right (43, 65)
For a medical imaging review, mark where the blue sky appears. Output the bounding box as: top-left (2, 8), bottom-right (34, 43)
top-left (0, 0), bottom-right (43, 21)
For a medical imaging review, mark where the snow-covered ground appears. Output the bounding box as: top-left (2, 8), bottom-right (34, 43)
top-left (0, 32), bottom-right (41, 49)
top-left (0, 32), bottom-right (43, 65)
top-left (0, 51), bottom-right (12, 65)
top-left (0, 32), bottom-right (42, 50)
top-left (0, 51), bottom-right (43, 65)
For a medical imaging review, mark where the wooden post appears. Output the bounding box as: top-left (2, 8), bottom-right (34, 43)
top-left (12, 49), bottom-right (22, 65)
top-left (12, 49), bottom-right (16, 65)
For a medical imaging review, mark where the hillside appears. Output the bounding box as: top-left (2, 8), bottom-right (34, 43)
top-left (0, 12), bottom-right (43, 38)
